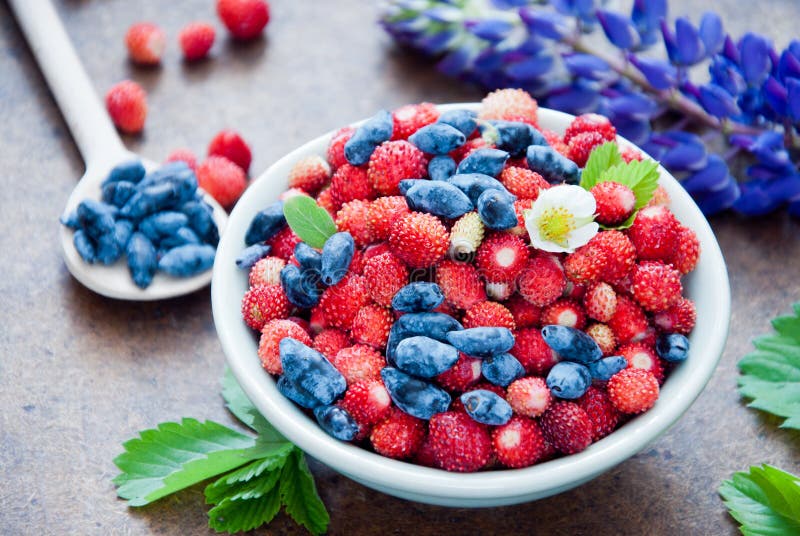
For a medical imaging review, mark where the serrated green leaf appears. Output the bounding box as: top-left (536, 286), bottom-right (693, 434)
top-left (596, 159), bottom-right (660, 210)
top-left (280, 450), bottom-right (330, 536)
top-left (221, 367), bottom-right (290, 444)
top-left (113, 418), bottom-right (263, 506)
top-left (580, 142), bottom-right (622, 190)
top-left (208, 482), bottom-right (282, 533)
top-left (204, 446), bottom-right (294, 504)
top-left (283, 195), bottom-right (337, 249)
top-left (738, 302), bottom-right (800, 430)
top-left (719, 464), bottom-right (800, 535)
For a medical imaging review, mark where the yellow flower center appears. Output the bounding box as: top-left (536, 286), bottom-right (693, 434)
top-left (538, 207), bottom-right (576, 247)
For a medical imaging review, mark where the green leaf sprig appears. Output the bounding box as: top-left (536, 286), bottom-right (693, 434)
top-left (720, 464), bottom-right (800, 535)
top-left (113, 368), bottom-right (329, 535)
top-left (282, 195), bottom-right (337, 249)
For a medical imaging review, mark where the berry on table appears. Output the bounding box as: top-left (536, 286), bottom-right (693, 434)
top-left (208, 129), bottom-right (252, 173)
top-left (106, 80), bottom-right (147, 134)
top-left (216, 0), bottom-right (270, 40)
top-left (257, 319), bottom-right (311, 374)
top-left (607, 368), bottom-right (660, 414)
top-left (124, 22), bottom-right (165, 65)
top-left (179, 22), bottom-right (216, 61)
top-left (165, 148), bottom-right (198, 171)
top-left (196, 155), bottom-right (248, 209)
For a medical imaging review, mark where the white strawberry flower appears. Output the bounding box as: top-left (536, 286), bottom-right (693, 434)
top-left (524, 184), bottom-right (599, 253)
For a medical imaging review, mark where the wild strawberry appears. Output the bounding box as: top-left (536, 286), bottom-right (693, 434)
top-left (499, 167), bottom-right (550, 200)
top-left (541, 128), bottom-right (570, 157)
top-left (539, 401), bottom-right (593, 454)
top-left (287, 155), bottom-right (331, 194)
top-left (316, 187), bottom-right (339, 216)
top-left (389, 212), bottom-right (449, 268)
top-left (248, 256), bottom-right (285, 287)
top-left (124, 22), bottom-right (165, 65)
top-left (591, 181), bottom-right (636, 226)
top-left (429, 412), bottom-right (493, 472)
top-left (608, 295), bottom-right (650, 345)
top-left (267, 226), bottom-right (302, 261)
top-left (216, 0), bottom-right (270, 40)
top-left (475, 233), bottom-right (529, 283)
top-left (478, 88), bottom-right (538, 126)
top-left (563, 113), bottom-right (616, 144)
top-left (367, 140), bottom-right (427, 196)
top-left (505, 294), bottom-right (541, 328)
top-left (669, 225), bottom-right (700, 274)
top-left (327, 126), bottom-right (355, 170)
top-left (509, 199), bottom-right (533, 239)
top-left (485, 281), bottom-right (512, 301)
top-left (257, 319), bottom-right (311, 374)
top-left (463, 301), bottom-right (515, 330)
top-left (492, 416), bottom-right (547, 468)
top-left (208, 129), bottom-right (252, 173)
top-left (335, 200), bottom-right (374, 247)
top-left (106, 80), bottom-right (147, 134)
top-left (287, 316), bottom-right (311, 334)
top-left (436, 260), bottom-right (486, 310)
top-left (241, 284), bottom-right (290, 331)
top-left (309, 307), bottom-right (326, 335)
top-left (351, 305), bottom-right (393, 349)
top-left (517, 255), bottom-right (566, 307)
top-left (568, 131), bottom-right (606, 167)
top-left (368, 196), bottom-right (410, 241)
top-left (436, 353), bottom-right (482, 392)
top-left (507, 157), bottom-right (529, 169)
top-left (449, 211), bottom-right (485, 260)
top-left (510, 328), bottom-right (559, 375)
top-left (541, 299), bottom-right (587, 330)
top-left (330, 344), bottom-right (384, 385)
top-left (646, 184), bottom-right (671, 207)
top-left (363, 252), bottom-right (409, 308)
top-left (506, 376), bottom-right (552, 417)
top-left (317, 275), bottom-right (370, 330)
top-left (585, 323), bottom-right (617, 356)
top-left (330, 164), bottom-right (376, 205)
top-left (349, 248), bottom-right (365, 275)
top-left (165, 148), bottom-right (197, 170)
top-left (620, 145), bottom-right (644, 163)
top-left (591, 230), bottom-right (636, 282)
top-left (627, 205), bottom-right (680, 261)
top-left (341, 380), bottom-right (392, 426)
top-left (576, 386), bottom-right (621, 441)
top-left (564, 241), bottom-right (608, 285)
top-left (391, 102), bottom-right (440, 141)
top-left (362, 242), bottom-right (392, 262)
top-left (632, 261), bottom-right (683, 312)
top-left (584, 282), bottom-right (617, 322)
top-left (450, 137), bottom-right (494, 162)
top-left (618, 343), bottom-right (664, 383)
top-left (179, 22), bottom-right (215, 61)
top-left (197, 156), bottom-right (248, 208)
top-left (414, 435), bottom-right (437, 467)
top-left (313, 328), bottom-right (351, 360)
top-left (370, 408), bottom-right (427, 459)
top-left (654, 297), bottom-right (696, 335)
top-left (607, 368), bottom-right (659, 414)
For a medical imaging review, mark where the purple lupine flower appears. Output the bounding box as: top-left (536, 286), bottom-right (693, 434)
top-left (551, 0), bottom-right (597, 27)
top-left (546, 83), bottom-right (602, 114)
top-left (596, 10), bottom-right (640, 50)
top-left (709, 56), bottom-right (747, 96)
top-left (612, 117), bottom-right (651, 145)
top-left (631, 0), bottom-right (667, 47)
top-left (786, 78), bottom-right (800, 120)
top-left (629, 55), bottom-right (677, 90)
top-left (505, 53), bottom-right (556, 80)
top-left (698, 13), bottom-right (725, 57)
top-left (607, 93), bottom-right (659, 121)
top-left (695, 180), bottom-right (740, 215)
top-left (699, 83), bottom-right (741, 118)
top-left (738, 33), bottom-right (773, 86)
top-left (672, 17), bottom-right (705, 65)
top-left (680, 155), bottom-right (730, 194)
top-left (518, 9), bottom-right (573, 40)
top-left (733, 180), bottom-right (783, 216)
top-left (777, 49), bottom-right (800, 82)
top-left (762, 77), bottom-right (788, 117)
top-left (465, 19), bottom-right (515, 42)
top-left (645, 132), bottom-right (708, 171)
top-left (563, 53), bottom-right (614, 81)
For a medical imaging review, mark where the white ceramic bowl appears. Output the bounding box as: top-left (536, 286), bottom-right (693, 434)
top-left (212, 104), bottom-right (730, 507)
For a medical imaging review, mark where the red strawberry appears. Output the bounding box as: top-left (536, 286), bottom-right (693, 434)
top-left (363, 252), bottom-right (409, 308)
top-left (241, 284), bottom-right (290, 331)
top-left (463, 301), bottom-right (516, 330)
top-left (654, 297), bottom-right (696, 335)
top-left (541, 129), bottom-right (571, 157)
top-left (414, 434), bottom-right (438, 467)
top-left (208, 129), bottom-right (252, 173)
top-left (216, 0), bottom-right (270, 40)
top-left (541, 299), bottom-right (586, 330)
top-left (618, 342), bottom-right (664, 384)
top-left (335, 200), bottom-right (374, 247)
top-left (620, 145), bottom-right (644, 163)
top-left (669, 225), bottom-right (700, 274)
top-left (362, 242), bottom-right (392, 263)
top-left (429, 412), bottom-right (493, 472)
top-left (317, 275), bottom-right (370, 330)
top-left (367, 141), bottom-right (427, 196)
top-left (492, 416), bottom-right (547, 468)
top-left (267, 226), bottom-right (302, 261)
top-left (349, 248), bottom-right (365, 275)
top-left (539, 401), bottom-right (593, 454)
top-left (584, 282), bottom-right (617, 322)
top-left (312, 328), bottom-right (351, 360)
top-left (591, 181), bottom-right (636, 226)
top-left (510, 328), bottom-right (559, 375)
top-left (585, 323), bottom-right (617, 356)
top-left (478, 88), bottom-right (538, 126)
top-left (509, 199), bottom-right (534, 239)
top-left (632, 261), bottom-right (683, 312)
top-left (179, 22), bottom-right (215, 61)
top-left (563, 113), bottom-right (616, 144)
top-left (288, 155), bottom-right (331, 194)
top-left (368, 196), bottom-right (409, 241)
top-left (436, 353), bottom-right (482, 392)
top-left (436, 260), bottom-right (486, 310)
top-left (341, 380), bottom-right (392, 426)
top-left (124, 22), bottom-right (165, 65)
top-left (197, 156), bottom-right (248, 209)
top-left (106, 80), bottom-right (147, 134)
top-left (505, 294), bottom-right (541, 328)
top-left (591, 230), bottom-right (636, 282)
top-left (257, 319), bottom-right (311, 374)
top-left (330, 344), bottom-right (384, 385)
top-left (506, 376), bottom-right (552, 417)
top-left (370, 408), bottom-right (426, 459)
top-left (499, 167), bottom-right (549, 200)
top-left (389, 212), bottom-right (449, 268)
top-left (316, 187), bottom-right (339, 216)
top-left (608, 295), bottom-right (650, 345)
top-left (309, 307), bottom-right (326, 335)
top-left (568, 131), bottom-right (606, 167)
top-left (391, 102), bottom-right (440, 141)
top-left (330, 164), bottom-right (376, 205)
top-left (607, 368), bottom-right (659, 414)
top-left (350, 305), bottom-right (393, 349)
top-left (576, 386), bottom-right (621, 441)
top-left (627, 205), bottom-right (680, 261)
top-left (327, 127), bottom-right (355, 170)
top-left (646, 184), bottom-right (671, 207)
top-left (165, 148), bottom-right (198, 171)
top-left (450, 137), bottom-right (494, 163)
top-left (475, 233), bottom-right (529, 283)
top-left (248, 256), bottom-right (285, 287)
top-left (564, 241), bottom-right (608, 285)
top-left (517, 255), bottom-right (566, 307)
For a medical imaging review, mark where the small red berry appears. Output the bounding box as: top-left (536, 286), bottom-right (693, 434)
top-left (654, 297), bottom-right (696, 335)
top-left (669, 225), bottom-right (700, 274)
top-left (258, 319), bottom-right (311, 374)
top-left (492, 416), bottom-right (547, 468)
top-left (563, 113), bottom-right (616, 145)
top-left (517, 255), bottom-right (566, 307)
top-left (505, 294), bottom-right (541, 328)
top-left (436, 260), bottom-right (486, 310)
top-left (463, 301), bottom-right (516, 330)
top-left (312, 328), bottom-right (351, 360)
top-left (208, 129), bottom-right (252, 173)
top-left (317, 275), bottom-right (371, 330)
top-left (350, 305), bottom-right (393, 349)
top-left (327, 127), bottom-right (355, 170)
top-left (241, 284), bottom-right (290, 331)
top-left (287, 155), bottom-right (331, 195)
top-left (370, 408), bottom-right (426, 459)
top-left (196, 156), bottom-right (248, 209)
top-left (389, 212), bottom-right (449, 269)
top-left (367, 141), bottom-right (428, 196)
top-left (124, 22), bottom-right (165, 65)
top-left (363, 252), bottom-right (409, 308)
top-left (568, 131), bottom-right (607, 167)
top-left (248, 256), bottom-right (285, 287)
top-left (106, 80), bottom-right (147, 134)
top-left (631, 261), bottom-right (683, 312)
top-left (627, 205), bottom-right (680, 261)
top-left (179, 22), bottom-right (216, 61)
top-left (539, 401), bottom-right (593, 454)
top-left (618, 342), bottom-right (664, 384)
top-left (330, 344), bottom-right (384, 385)
top-left (429, 412), bottom-right (493, 472)
top-left (585, 323), bottom-right (617, 356)
top-left (608, 295), bottom-right (650, 345)
top-left (335, 200), bottom-right (374, 247)
top-left (541, 298), bottom-right (586, 330)
top-left (165, 148), bottom-right (197, 171)
top-left (391, 102), bottom-right (440, 141)
top-left (475, 233), bottom-right (530, 283)
top-left (341, 380), bottom-right (392, 426)
top-left (478, 88), bottom-right (538, 126)
top-left (591, 181), bottom-right (636, 226)
top-left (506, 376), bottom-right (552, 417)
top-left (607, 368), bottom-right (659, 414)
top-left (583, 282), bottom-right (618, 323)
top-left (216, 0), bottom-right (270, 40)
top-left (590, 230), bottom-right (637, 283)
top-left (510, 328), bottom-right (559, 376)
top-left (368, 196), bottom-right (410, 242)
top-left (576, 386), bottom-right (621, 441)
top-left (267, 226), bottom-right (302, 261)
top-left (436, 353), bottom-right (482, 392)
top-left (499, 167), bottom-right (549, 200)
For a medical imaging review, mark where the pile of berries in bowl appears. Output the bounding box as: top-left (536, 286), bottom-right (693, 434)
top-left (212, 90), bottom-right (730, 507)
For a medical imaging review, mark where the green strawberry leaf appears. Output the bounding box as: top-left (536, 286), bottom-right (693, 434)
top-left (580, 142), bottom-right (623, 190)
top-left (207, 477), bottom-right (283, 533)
top-left (204, 452), bottom-right (292, 505)
top-left (280, 450), bottom-right (330, 536)
top-left (282, 195), bottom-right (337, 249)
top-left (719, 464), bottom-right (800, 535)
top-left (596, 158), bottom-right (660, 210)
top-left (738, 302), bottom-right (800, 429)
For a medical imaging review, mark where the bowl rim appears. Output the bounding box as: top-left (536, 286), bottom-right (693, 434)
top-left (212, 103), bottom-right (731, 502)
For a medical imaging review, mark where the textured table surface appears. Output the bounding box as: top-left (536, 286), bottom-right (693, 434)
top-left (2, 1), bottom-right (799, 535)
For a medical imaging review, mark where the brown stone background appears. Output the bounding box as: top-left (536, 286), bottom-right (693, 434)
top-left (1, 1), bottom-right (799, 534)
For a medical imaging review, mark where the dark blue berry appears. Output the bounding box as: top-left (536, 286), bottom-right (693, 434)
top-left (73, 230), bottom-right (96, 264)
top-left (395, 336), bottom-right (460, 378)
top-left (398, 179), bottom-right (417, 196)
top-left (391, 282), bottom-right (444, 312)
top-left (344, 110), bottom-right (393, 165)
top-left (157, 244), bottom-right (215, 277)
top-left (409, 123), bottom-right (466, 155)
top-left (102, 180), bottom-right (137, 208)
top-left (461, 389), bottom-right (513, 425)
top-left (546, 361), bottom-right (592, 399)
top-left (277, 375), bottom-right (322, 409)
top-left (446, 327), bottom-right (515, 358)
top-left (541, 325), bottom-right (603, 364)
top-left (526, 145), bottom-right (581, 184)
top-left (103, 159), bottom-right (145, 185)
top-left (136, 161), bottom-right (194, 190)
top-left (321, 232), bottom-right (354, 286)
top-left (244, 201), bottom-right (285, 246)
top-left (126, 232), bottom-right (157, 288)
top-left (587, 355), bottom-right (628, 381)
top-left (447, 173), bottom-right (515, 204)
top-left (280, 338), bottom-right (346, 406)
top-left (139, 211), bottom-right (189, 242)
top-left (112, 220), bottom-right (134, 250)
top-left (181, 201), bottom-right (219, 246)
top-left (236, 243), bottom-right (272, 270)
top-left (60, 209), bottom-right (80, 230)
top-left (437, 109), bottom-right (478, 136)
top-left (428, 155), bottom-right (456, 181)
top-left (387, 312), bottom-right (464, 364)
top-left (95, 233), bottom-right (123, 265)
top-left (404, 180), bottom-right (474, 219)
top-left (294, 242), bottom-right (322, 272)
top-left (456, 148), bottom-right (509, 177)
top-left (477, 188), bottom-right (518, 230)
top-left (313, 405), bottom-right (359, 441)
top-left (77, 199), bottom-right (116, 241)
top-left (160, 227), bottom-right (201, 250)
top-left (656, 333), bottom-right (690, 362)
top-left (120, 182), bottom-right (182, 220)
top-left (481, 353), bottom-right (525, 387)
top-left (280, 264), bottom-right (322, 308)
top-left (486, 120), bottom-right (548, 157)
top-left (380, 367), bottom-right (451, 420)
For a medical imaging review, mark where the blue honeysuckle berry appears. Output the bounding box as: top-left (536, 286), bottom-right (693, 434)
top-left (587, 355), bottom-right (628, 381)
top-left (387, 312), bottom-right (464, 364)
top-left (428, 155), bottom-right (457, 181)
top-left (526, 145), bottom-right (581, 184)
top-left (77, 199), bottom-right (117, 241)
top-left (314, 405), bottom-right (359, 441)
top-left (102, 180), bottom-right (137, 208)
top-left (280, 338), bottom-right (346, 406)
top-left (157, 244), bottom-right (216, 277)
top-left (294, 242), bottom-right (322, 272)
top-left (244, 201), bottom-right (285, 246)
top-left (485, 120), bottom-right (548, 157)
top-left (447, 173), bottom-right (515, 204)
top-left (95, 233), bottom-right (123, 265)
top-left (126, 232), bottom-right (157, 289)
top-left (546, 361), bottom-right (592, 399)
top-left (344, 110), bottom-right (393, 165)
top-left (436, 109), bottom-right (478, 137)
top-left (381, 367), bottom-right (451, 420)
top-left (280, 264), bottom-right (321, 308)
top-left (181, 200), bottom-right (219, 246)
top-left (477, 188), bottom-right (518, 230)
top-left (456, 148), bottom-right (510, 177)
top-left (404, 180), bottom-right (474, 219)
top-left (104, 159), bottom-right (145, 185)
top-left (446, 327), bottom-right (515, 358)
top-left (320, 232), bottom-right (354, 286)
top-left (73, 229), bottom-right (96, 264)
top-left (481, 353), bottom-right (525, 387)
top-left (409, 123), bottom-right (467, 154)
top-left (236, 243), bottom-right (272, 270)
top-left (395, 336), bottom-right (460, 378)
top-left (541, 325), bottom-right (603, 364)
top-left (112, 220), bottom-right (135, 250)
top-left (278, 375), bottom-right (322, 409)
top-left (160, 226), bottom-right (201, 250)
top-left (139, 211), bottom-right (189, 242)
top-left (656, 333), bottom-right (691, 362)
top-left (461, 389), bottom-right (513, 425)
top-left (391, 282), bottom-right (444, 313)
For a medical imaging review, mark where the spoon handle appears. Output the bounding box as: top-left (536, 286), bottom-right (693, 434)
top-left (9, 0), bottom-right (127, 168)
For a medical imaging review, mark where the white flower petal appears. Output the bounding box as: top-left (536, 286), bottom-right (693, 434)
top-left (567, 222), bottom-right (600, 250)
top-left (569, 189), bottom-right (597, 217)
